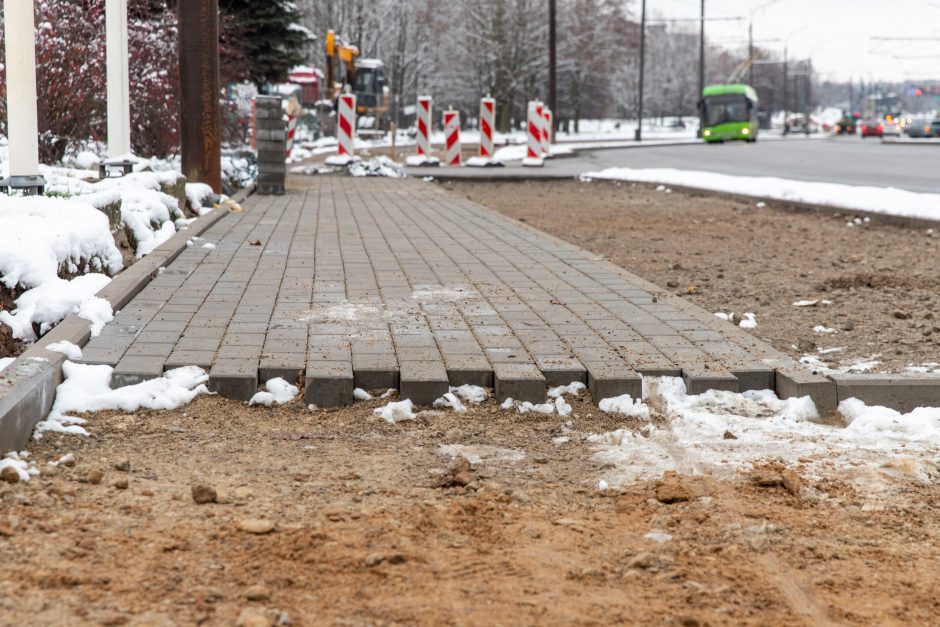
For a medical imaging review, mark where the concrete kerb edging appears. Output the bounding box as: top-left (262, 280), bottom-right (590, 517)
top-left (455, 178), bottom-right (939, 417)
top-left (0, 183), bottom-right (256, 453)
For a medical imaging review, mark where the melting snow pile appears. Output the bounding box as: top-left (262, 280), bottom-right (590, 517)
top-left (0, 451), bottom-right (39, 482)
top-left (249, 378), bottom-right (299, 407)
top-left (578, 167), bottom-right (940, 221)
top-left (348, 156), bottom-right (405, 178)
top-left (374, 399), bottom-right (417, 423)
top-left (34, 362), bottom-right (209, 439)
top-left (0, 197), bottom-right (121, 341)
top-left (589, 376), bottom-right (940, 490)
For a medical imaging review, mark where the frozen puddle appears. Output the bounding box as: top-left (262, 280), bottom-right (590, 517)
top-left (437, 444), bottom-right (526, 466)
top-left (587, 377), bottom-right (940, 497)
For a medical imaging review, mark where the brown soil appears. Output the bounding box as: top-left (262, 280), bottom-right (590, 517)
top-left (2, 393), bottom-right (939, 625)
top-left (447, 179), bottom-right (940, 373)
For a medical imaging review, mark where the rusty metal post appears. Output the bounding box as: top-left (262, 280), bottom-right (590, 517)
top-left (179, 0), bottom-right (222, 193)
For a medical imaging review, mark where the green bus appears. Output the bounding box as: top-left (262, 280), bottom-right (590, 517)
top-left (700, 84), bottom-right (759, 143)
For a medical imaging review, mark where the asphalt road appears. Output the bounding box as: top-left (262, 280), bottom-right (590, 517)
top-left (407, 136), bottom-right (940, 194)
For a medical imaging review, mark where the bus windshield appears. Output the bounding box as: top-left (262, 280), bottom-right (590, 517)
top-left (703, 94), bottom-right (750, 126)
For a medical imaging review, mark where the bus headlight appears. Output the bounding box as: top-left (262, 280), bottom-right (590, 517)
top-left (703, 130), bottom-right (711, 137)
top-left (742, 128), bottom-right (750, 135)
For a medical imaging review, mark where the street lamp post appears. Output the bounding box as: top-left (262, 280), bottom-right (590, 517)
top-left (549, 0), bottom-right (557, 138)
top-left (698, 0), bottom-right (705, 137)
top-left (635, 0), bottom-right (646, 141)
top-left (1, 0), bottom-right (44, 195)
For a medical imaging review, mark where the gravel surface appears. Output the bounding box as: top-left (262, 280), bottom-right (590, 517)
top-left (448, 178), bottom-right (940, 374)
top-left (3, 393), bottom-right (939, 625)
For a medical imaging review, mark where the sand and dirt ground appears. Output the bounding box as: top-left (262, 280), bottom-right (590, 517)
top-left (3, 391), bottom-right (940, 626)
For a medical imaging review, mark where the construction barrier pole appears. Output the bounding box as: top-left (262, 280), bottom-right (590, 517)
top-left (541, 107), bottom-right (553, 157)
top-left (444, 108), bottom-right (462, 166)
top-left (479, 97), bottom-right (495, 159)
top-left (522, 101), bottom-right (544, 167)
top-left (416, 95), bottom-right (432, 157)
top-left (335, 93), bottom-right (356, 160)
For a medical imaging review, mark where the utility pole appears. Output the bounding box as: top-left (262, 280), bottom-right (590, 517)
top-left (635, 0), bottom-right (646, 141)
top-left (105, 0), bottom-right (134, 178)
top-left (782, 46), bottom-right (788, 135)
top-left (179, 0), bottom-right (222, 193)
top-left (549, 0), bottom-right (557, 137)
top-left (748, 21), bottom-right (754, 86)
top-left (698, 0), bottom-right (705, 137)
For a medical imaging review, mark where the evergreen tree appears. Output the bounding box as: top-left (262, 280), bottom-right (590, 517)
top-left (220, 0), bottom-right (314, 89)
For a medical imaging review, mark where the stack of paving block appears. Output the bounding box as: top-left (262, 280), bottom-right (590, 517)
top-left (255, 96), bottom-right (287, 195)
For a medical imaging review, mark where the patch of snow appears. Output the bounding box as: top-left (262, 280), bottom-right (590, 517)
top-left (437, 444), bottom-right (526, 465)
top-left (76, 296), bottom-right (114, 338)
top-left (792, 300), bottom-right (819, 307)
top-left (349, 156), bottom-right (405, 178)
top-left (379, 388), bottom-right (396, 399)
top-left (0, 357), bottom-right (14, 373)
top-left (739, 312), bottom-right (757, 329)
top-left (46, 340), bottom-right (83, 361)
top-left (450, 384), bottom-right (487, 403)
top-left (598, 394), bottom-right (651, 419)
top-left (813, 325), bottom-right (836, 334)
top-left (1, 274), bottom-right (112, 341)
top-left (555, 396), bottom-right (573, 417)
top-left (516, 401), bottom-right (555, 415)
top-left (645, 531), bottom-right (673, 543)
top-left (433, 392), bottom-right (467, 413)
top-left (249, 378), bottom-right (299, 406)
top-left (374, 399), bottom-right (416, 423)
top-left (578, 167), bottom-right (940, 222)
top-left (185, 182), bottom-right (216, 213)
top-left (201, 242), bottom-right (216, 249)
top-left (548, 381), bottom-right (586, 398)
top-left (0, 452), bottom-right (39, 482)
top-left (353, 388), bottom-right (373, 401)
top-left (34, 362), bottom-right (209, 439)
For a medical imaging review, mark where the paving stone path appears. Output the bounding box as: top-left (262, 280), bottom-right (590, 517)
top-left (80, 176), bottom-right (831, 408)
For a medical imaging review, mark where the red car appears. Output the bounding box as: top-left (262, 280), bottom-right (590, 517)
top-left (860, 119), bottom-right (884, 138)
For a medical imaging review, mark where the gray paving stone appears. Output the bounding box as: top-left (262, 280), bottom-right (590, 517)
top-left (585, 362), bottom-right (642, 403)
top-left (165, 351), bottom-right (215, 370)
top-left (444, 354), bottom-right (494, 387)
top-left (352, 353), bottom-right (399, 389)
top-left (399, 361), bottom-right (449, 406)
top-left (259, 355), bottom-right (305, 384)
top-left (830, 373), bottom-right (940, 414)
top-left (209, 359), bottom-right (258, 401)
top-left (776, 365), bottom-right (838, 414)
top-left (493, 363), bottom-right (546, 403)
top-left (535, 356), bottom-right (587, 387)
top-left (305, 361), bottom-right (353, 407)
top-left (112, 356), bottom-right (165, 387)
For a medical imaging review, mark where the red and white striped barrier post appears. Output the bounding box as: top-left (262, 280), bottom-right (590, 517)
top-left (541, 107), bottom-right (553, 158)
top-left (522, 100), bottom-right (543, 167)
top-left (479, 96), bottom-right (495, 159)
top-left (406, 95), bottom-right (439, 166)
top-left (286, 112), bottom-right (297, 158)
top-left (326, 92), bottom-right (357, 165)
top-left (443, 108), bottom-right (462, 166)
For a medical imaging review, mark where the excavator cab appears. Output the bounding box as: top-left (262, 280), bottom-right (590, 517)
top-left (352, 60), bottom-right (386, 109)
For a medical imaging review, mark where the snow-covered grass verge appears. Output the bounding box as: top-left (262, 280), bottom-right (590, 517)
top-left (587, 376), bottom-right (940, 496)
top-left (33, 361), bottom-right (209, 439)
top-left (579, 167), bottom-right (940, 221)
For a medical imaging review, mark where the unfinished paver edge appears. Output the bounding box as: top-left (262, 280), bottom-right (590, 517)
top-left (0, 183), bottom-right (256, 453)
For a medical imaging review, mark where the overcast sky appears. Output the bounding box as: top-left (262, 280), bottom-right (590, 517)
top-left (647, 0), bottom-right (940, 82)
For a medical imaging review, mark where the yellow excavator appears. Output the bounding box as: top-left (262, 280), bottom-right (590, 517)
top-left (324, 30), bottom-right (390, 137)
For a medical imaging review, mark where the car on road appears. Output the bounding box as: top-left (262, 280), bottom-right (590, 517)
top-left (860, 119), bottom-right (883, 138)
top-left (882, 118), bottom-right (902, 137)
top-left (905, 119), bottom-right (940, 138)
top-left (834, 115), bottom-right (857, 134)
